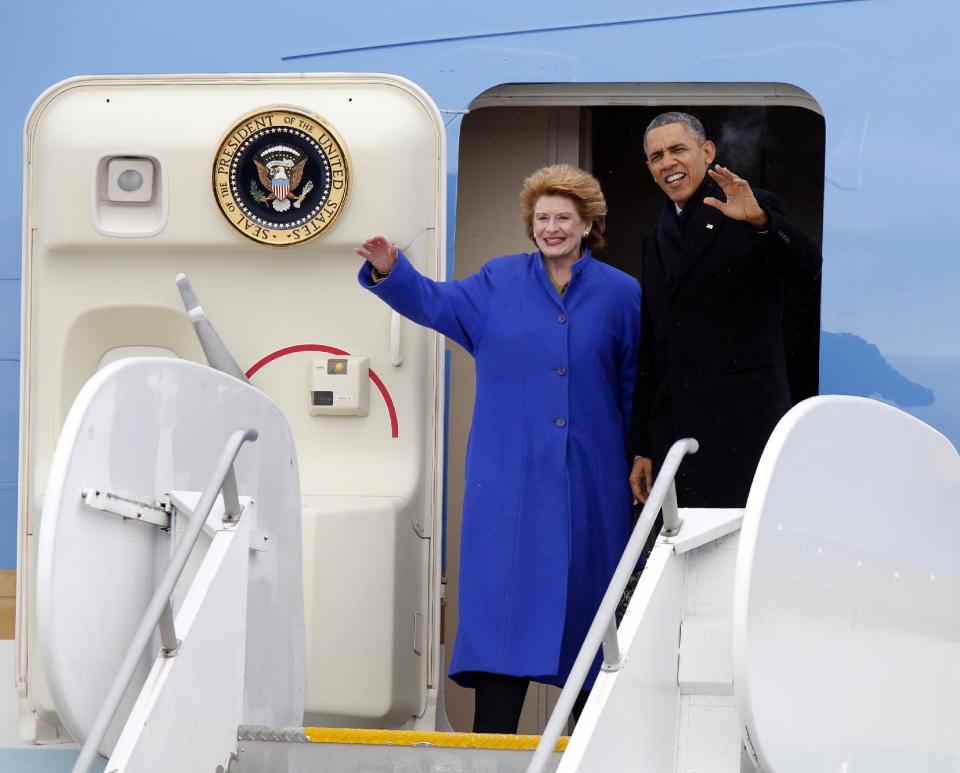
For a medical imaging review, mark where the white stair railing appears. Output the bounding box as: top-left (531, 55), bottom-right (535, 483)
top-left (525, 438), bottom-right (699, 773)
top-left (72, 428), bottom-right (258, 773)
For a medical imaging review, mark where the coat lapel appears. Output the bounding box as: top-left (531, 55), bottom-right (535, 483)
top-left (668, 177), bottom-right (725, 301)
top-left (653, 203), bottom-right (680, 287)
top-left (534, 252), bottom-right (566, 310)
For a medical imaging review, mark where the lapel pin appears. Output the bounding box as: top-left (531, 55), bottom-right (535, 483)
top-left (706, 223), bottom-right (714, 230)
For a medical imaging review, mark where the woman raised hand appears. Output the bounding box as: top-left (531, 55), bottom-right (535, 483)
top-left (355, 235), bottom-right (399, 275)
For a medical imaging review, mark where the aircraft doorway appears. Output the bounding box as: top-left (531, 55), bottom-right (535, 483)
top-left (446, 86), bottom-right (825, 734)
top-left (588, 104), bottom-right (825, 274)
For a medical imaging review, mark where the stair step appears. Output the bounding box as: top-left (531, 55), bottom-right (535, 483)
top-left (675, 695), bottom-right (741, 773)
top-left (678, 616), bottom-right (733, 695)
top-left (236, 726), bottom-right (568, 773)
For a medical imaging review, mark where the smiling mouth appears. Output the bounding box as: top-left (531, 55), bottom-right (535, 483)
top-left (665, 172), bottom-right (686, 184)
top-left (542, 237), bottom-right (566, 245)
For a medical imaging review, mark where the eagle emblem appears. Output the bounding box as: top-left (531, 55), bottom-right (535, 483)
top-left (250, 145), bottom-right (315, 212)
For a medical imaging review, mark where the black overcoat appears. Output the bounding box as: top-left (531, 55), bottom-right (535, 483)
top-left (629, 178), bottom-right (822, 507)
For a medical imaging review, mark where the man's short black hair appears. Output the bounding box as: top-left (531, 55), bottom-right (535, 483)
top-left (643, 112), bottom-right (707, 155)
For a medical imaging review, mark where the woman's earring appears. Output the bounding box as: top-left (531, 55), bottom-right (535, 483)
top-left (583, 231), bottom-right (589, 238)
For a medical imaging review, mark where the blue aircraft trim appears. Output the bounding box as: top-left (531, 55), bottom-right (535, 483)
top-left (0, 750), bottom-right (104, 772)
top-left (282, 0), bottom-right (867, 61)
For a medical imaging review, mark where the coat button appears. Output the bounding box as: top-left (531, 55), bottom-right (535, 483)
top-left (556, 366), bottom-right (567, 376)
top-left (555, 417), bottom-right (567, 428)
top-left (557, 314), bottom-right (567, 324)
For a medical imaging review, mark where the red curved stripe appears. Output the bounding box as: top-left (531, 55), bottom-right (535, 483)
top-left (245, 344), bottom-right (399, 438)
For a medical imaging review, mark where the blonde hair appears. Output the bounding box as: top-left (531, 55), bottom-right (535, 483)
top-left (519, 164), bottom-right (607, 251)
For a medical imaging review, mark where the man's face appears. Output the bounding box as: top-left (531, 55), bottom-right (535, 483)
top-left (644, 123), bottom-right (716, 208)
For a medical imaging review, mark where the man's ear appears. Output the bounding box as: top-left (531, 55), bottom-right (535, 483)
top-left (703, 140), bottom-right (717, 165)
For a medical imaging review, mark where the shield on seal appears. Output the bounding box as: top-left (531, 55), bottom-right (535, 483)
top-left (272, 176), bottom-right (289, 200)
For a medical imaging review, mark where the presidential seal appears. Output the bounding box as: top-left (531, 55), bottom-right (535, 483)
top-left (213, 107), bottom-right (350, 245)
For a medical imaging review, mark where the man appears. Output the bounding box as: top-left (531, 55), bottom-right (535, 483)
top-left (629, 112), bottom-right (822, 508)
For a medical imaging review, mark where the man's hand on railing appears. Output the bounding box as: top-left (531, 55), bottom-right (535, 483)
top-left (630, 456), bottom-right (653, 503)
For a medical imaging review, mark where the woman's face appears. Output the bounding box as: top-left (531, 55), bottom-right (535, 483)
top-left (532, 195), bottom-right (589, 264)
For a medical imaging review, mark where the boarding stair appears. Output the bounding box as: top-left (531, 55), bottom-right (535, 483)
top-left (36, 275), bottom-right (960, 773)
top-left (229, 506), bottom-right (748, 773)
top-left (228, 394), bottom-right (960, 773)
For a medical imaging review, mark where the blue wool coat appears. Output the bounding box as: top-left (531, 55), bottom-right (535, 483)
top-left (359, 249), bottom-right (641, 688)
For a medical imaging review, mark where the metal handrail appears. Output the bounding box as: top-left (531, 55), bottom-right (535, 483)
top-left (73, 428), bottom-right (259, 773)
top-left (525, 438), bottom-right (699, 773)
top-left (175, 273), bottom-right (248, 382)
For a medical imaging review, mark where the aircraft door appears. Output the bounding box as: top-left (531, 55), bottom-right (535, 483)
top-left (19, 73), bottom-right (445, 738)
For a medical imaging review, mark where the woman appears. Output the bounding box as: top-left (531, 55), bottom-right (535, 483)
top-left (356, 164), bottom-right (641, 733)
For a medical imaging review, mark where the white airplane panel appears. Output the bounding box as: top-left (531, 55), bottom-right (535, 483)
top-left (734, 396), bottom-right (960, 772)
top-left (21, 73), bottom-right (446, 738)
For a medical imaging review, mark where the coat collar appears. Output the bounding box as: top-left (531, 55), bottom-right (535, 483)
top-left (535, 249), bottom-right (595, 308)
